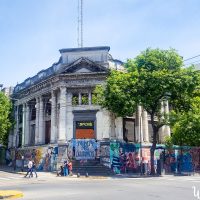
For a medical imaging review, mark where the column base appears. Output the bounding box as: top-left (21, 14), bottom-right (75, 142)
top-left (57, 139), bottom-right (66, 145)
top-left (50, 140), bottom-right (57, 144)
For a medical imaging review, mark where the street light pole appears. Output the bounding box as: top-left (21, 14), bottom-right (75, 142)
top-left (139, 106), bottom-right (143, 175)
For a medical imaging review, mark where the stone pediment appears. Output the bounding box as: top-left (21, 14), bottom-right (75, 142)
top-left (61, 57), bottom-right (108, 74)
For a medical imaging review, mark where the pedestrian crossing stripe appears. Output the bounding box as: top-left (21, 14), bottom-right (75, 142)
top-left (0, 177), bottom-right (22, 181)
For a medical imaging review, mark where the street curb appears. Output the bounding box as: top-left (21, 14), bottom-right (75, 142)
top-left (0, 190), bottom-right (23, 199)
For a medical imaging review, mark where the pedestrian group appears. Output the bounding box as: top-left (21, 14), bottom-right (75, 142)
top-left (57, 160), bottom-right (73, 177)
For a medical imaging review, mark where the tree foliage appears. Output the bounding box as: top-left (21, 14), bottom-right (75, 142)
top-left (96, 48), bottom-right (200, 174)
top-left (170, 96), bottom-right (200, 146)
top-left (0, 92), bottom-right (12, 146)
top-left (95, 70), bottom-right (138, 117)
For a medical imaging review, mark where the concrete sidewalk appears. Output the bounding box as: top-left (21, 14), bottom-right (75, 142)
top-left (1, 165), bottom-right (199, 179)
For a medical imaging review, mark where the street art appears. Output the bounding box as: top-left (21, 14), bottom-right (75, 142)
top-left (190, 148), bottom-right (200, 171)
top-left (163, 147), bottom-right (200, 173)
top-left (39, 146), bottom-right (58, 171)
top-left (122, 143), bottom-right (139, 173)
top-left (15, 146), bottom-right (58, 171)
top-left (110, 142), bottom-right (139, 174)
top-left (75, 139), bottom-right (97, 160)
top-left (110, 142), bottom-right (120, 174)
top-left (12, 143), bottom-right (200, 174)
top-left (57, 145), bottom-right (68, 167)
top-left (67, 141), bottom-right (74, 160)
top-left (100, 143), bottom-right (110, 167)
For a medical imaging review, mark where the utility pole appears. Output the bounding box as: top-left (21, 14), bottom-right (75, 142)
top-left (77, 0), bottom-right (83, 47)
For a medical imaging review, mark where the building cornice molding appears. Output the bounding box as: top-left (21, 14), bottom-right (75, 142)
top-left (13, 72), bottom-right (107, 100)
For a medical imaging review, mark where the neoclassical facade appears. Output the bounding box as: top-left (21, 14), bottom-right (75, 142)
top-left (8, 46), bottom-right (170, 150)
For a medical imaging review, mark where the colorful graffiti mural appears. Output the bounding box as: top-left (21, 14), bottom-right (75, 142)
top-left (11, 141), bottom-right (200, 174)
top-left (110, 142), bottom-right (120, 174)
top-left (15, 146), bottom-right (58, 171)
top-left (163, 147), bottom-right (200, 173)
top-left (57, 145), bottom-right (68, 168)
top-left (75, 139), bottom-right (97, 160)
top-left (100, 143), bottom-right (110, 168)
top-left (110, 142), bottom-right (140, 174)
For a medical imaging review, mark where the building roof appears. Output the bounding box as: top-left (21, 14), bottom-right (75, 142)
top-left (59, 46), bottom-right (110, 53)
top-left (13, 46), bottom-right (114, 94)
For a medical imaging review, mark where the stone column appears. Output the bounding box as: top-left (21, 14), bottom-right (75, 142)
top-left (35, 97), bottom-right (40, 144)
top-left (38, 96), bottom-right (44, 144)
top-left (13, 105), bottom-right (19, 147)
top-left (24, 103), bottom-right (30, 145)
top-left (58, 87), bottom-right (67, 143)
top-left (78, 93), bottom-right (82, 105)
top-left (110, 112), bottom-right (116, 139)
top-left (115, 117), bottom-right (123, 140)
top-left (50, 90), bottom-right (56, 143)
top-left (88, 92), bottom-right (92, 105)
top-left (142, 109), bottom-right (149, 142)
top-left (66, 92), bottom-right (73, 140)
top-left (22, 103), bottom-right (26, 147)
top-left (135, 106), bottom-right (142, 142)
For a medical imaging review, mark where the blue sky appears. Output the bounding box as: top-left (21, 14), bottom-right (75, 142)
top-left (1, 0), bottom-right (200, 87)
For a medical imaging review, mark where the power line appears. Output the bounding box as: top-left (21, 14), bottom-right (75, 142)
top-left (184, 54), bottom-right (200, 62)
top-left (184, 59), bottom-right (200, 66)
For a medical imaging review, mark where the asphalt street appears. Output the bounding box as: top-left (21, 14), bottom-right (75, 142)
top-left (0, 171), bottom-right (200, 200)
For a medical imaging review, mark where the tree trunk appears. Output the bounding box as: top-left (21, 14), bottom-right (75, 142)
top-left (150, 136), bottom-right (157, 175)
top-left (150, 114), bottom-right (158, 175)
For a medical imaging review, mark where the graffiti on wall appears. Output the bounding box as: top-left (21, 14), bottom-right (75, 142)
top-left (100, 143), bottom-right (110, 168)
top-left (13, 142), bottom-right (200, 174)
top-left (122, 143), bottom-right (139, 173)
top-left (163, 147), bottom-right (200, 173)
top-left (37, 146), bottom-right (58, 171)
top-left (57, 145), bottom-right (68, 167)
top-left (110, 142), bottom-right (120, 174)
top-left (190, 148), bottom-right (200, 171)
top-left (75, 139), bottom-right (97, 160)
top-left (16, 146), bottom-right (58, 171)
top-left (110, 142), bottom-right (139, 174)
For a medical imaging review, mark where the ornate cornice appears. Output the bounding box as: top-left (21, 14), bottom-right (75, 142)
top-left (13, 72), bottom-right (107, 100)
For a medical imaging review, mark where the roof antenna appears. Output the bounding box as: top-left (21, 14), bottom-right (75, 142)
top-left (77, 0), bottom-right (83, 48)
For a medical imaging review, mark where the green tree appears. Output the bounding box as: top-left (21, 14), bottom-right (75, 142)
top-left (98, 70), bottom-right (138, 117)
top-left (0, 92), bottom-right (12, 146)
top-left (98, 48), bottom-right (200, 174)
top-left (170, 96), bottom-right (200, 146)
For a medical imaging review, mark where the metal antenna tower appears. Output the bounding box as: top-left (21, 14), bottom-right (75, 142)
top-left (77, 0), bottom-right (83, 47)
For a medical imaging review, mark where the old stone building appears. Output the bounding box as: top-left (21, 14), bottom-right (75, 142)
top-left (8, 46), bottom-right (170, 172)
top-left (9, 47), bottom-right (123, 148)
top-left (9, 46), bottom-right (171, 148)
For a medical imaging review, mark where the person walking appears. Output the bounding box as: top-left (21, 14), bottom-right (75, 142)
top-left (30, 160), bottom-right (38, 178)
top-left (24, 159), bottom-right (33, 178)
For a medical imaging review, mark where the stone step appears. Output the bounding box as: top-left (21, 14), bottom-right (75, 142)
top-left (71, 160), bottom-right (114, 176)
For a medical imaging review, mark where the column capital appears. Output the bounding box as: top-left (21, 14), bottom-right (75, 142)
top-left (51, 89), bottom-right (56, 96)
top-left (60, 86), bottom-right (66, 93)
